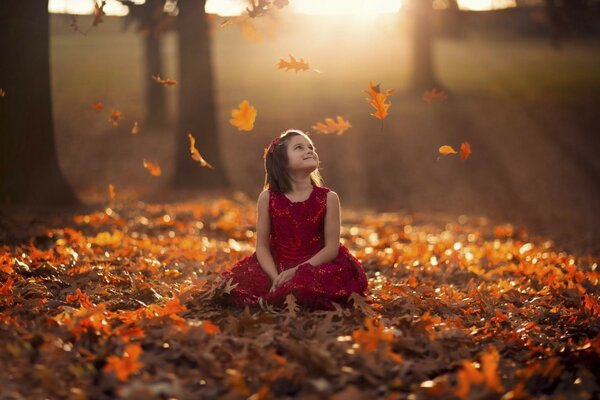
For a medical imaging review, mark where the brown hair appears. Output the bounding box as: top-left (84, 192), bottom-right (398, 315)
top-left (263, 129), bottom-right (324, 193)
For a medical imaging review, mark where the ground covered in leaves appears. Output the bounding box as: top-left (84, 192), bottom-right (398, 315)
top-left (1, 193), bottom-right (599, 399)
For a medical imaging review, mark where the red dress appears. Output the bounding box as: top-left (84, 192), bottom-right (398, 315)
top-left (221, 185), bottom-right (368, 310)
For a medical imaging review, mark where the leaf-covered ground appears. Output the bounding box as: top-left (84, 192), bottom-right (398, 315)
top-left (1, 194), bottom-right (599, 399)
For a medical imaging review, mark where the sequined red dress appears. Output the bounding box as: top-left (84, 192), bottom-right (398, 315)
top-left (221, 185), bottom-right (368, 310)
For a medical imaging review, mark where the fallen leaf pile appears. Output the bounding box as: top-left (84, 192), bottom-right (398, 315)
top-left (0, 198), bottom-right (598, 399)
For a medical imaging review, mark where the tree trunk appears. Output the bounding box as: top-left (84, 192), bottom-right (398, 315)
top-left (172, 0), bottom-right (229, 189)
top-left (144, 30), bottom-right (167, 127)
top-left (408, 0), bottom-right (440, 92)
top-left (0, 0), bottom-right (79, 206)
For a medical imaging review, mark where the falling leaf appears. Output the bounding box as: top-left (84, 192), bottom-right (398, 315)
top-left (422, 88), bottom-right (448, 105)
top-left (104, 343), bottom-right (144, 382)
top-left (0, 88), bottom-right (6, 97)
top-left (108, 184), bottom-right (116, 201)
top-left (90, 102), bottom-right (103, 110)
top-left (70, 15), bottom-right (79, 33)
top-left (151, 75), bottom-right (177, 86)
top-left (273, 0), bottom-right (289, 9)
top-left (131, 121), bottom-right (140, 135)
top-left (365, 82), bottom-right (394, 120)
top-left (247, 0), bottom-right (270, 18)
top-left (93, 1), bottom-right (106, 27)
top-left (187, 133), bottom-right (214, 168)
top-left (439, 145), bottom-right (457, 155)
top-left (312, 116), bottom-right (352, 136)
top-left (143, 159), bottom-right (162, 176)
top-left (277, 54), bottom-right (310, 73)
top-left (109, 110), bottom-right (124, 127)
top-left (229, 100), bottom-right (257, 131)
top-left (460, 142), bottom-right (471, 160)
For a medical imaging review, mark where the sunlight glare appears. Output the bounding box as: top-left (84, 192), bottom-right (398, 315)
top-left (48, 0), bottom-right (135, 15)
top-left (293, 0), bottom-right (402, 15)
top-left (457, 0), bottom-right (517, 11)
top-left (205, 0), bottom-right (247, 17)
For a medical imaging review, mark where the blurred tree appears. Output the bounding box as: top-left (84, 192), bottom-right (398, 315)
top-left (544, 0), bottom-right (600, 49)
top-left (172, 0), bottom-right (229, 189)
top-left (120, 0), bottom-right (173, 128)
top-left (0, 0), bottom-right (79, 206)
top-left (406, 0), bottom-right (440, 92)
top-left (406, 0), bottom-right (599, 91)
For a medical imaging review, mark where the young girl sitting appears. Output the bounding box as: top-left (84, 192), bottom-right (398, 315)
top-left (221, 129), bottom-right (368, 310)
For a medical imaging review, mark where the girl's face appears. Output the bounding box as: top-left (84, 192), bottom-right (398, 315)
top-left (285, 135), bottom-right (319, 173)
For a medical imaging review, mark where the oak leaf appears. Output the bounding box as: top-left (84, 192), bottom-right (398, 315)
top-left (93, 1), bottom-right (106, 27)
top-left (277, 54), bottom-right (310, 72)
top-left (187, 133), bottom-right (214, 168)
top-left (104, 343), bottom-right (144, 382)
top-left (143, 159), bottom-right (162, 176)
top-left (423, 87), bottom-right (448, 104)
top-left (312, 116), bottom-right (352, 135)
top-left (365, 82), bottom-right (394, 120)
top-left (151, 75), bottom-right (177, 86)
top-left (229, 100), bottom-right (257, 131)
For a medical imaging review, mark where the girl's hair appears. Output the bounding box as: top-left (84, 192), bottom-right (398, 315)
top-left (263, 129), bottom-right (324, 193)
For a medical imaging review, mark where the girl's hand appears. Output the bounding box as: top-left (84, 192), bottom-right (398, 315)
top-left (269, 266), bottom-right (298, 292)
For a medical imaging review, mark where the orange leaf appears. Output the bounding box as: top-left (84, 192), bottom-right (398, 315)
top-left (439, 145), bottom-right (457, 155)
top-left (0, 277), bottom-right (14, 295)
top-left (481, 346), bottom-right (504, 392)
top-left (90, 102), bottom-right (103, 110)
top-left (187, 133), bottom-right (214, 168)
top-left (151, 74), bottom-right (177, 86)
top-left (0, 88), bottom-right (6, 97)
top-left (93, 1), bottom-right (106, 27)
top-left (312, 116), bottom-right (352, 135)
top-left (365, 82), bottom-right (394, 120)
top-left (202, 320), bottom-right (220, 335)
top-left (460, 141), bottom-right (471, 160)
top-left (66, 288), bottom-right (95, 308)
top-left (109, 110), bottom-right (124, 127)
top-left (143, 159), bottom-right (162, 176)
top-left (131, 121), bottom-right (140, 135)
top-left (422, 87), bottom-right (448, 104)
top-left (276, 54), bottom-right (310, 72)
top-left (352, 317), bottom-right (393, 353)
top-left (229, 100), bottom-right (257, 131)
top-left (108, 184), bottom-right (116, 201)
top-left (104, 343), bottom-right (144, 382)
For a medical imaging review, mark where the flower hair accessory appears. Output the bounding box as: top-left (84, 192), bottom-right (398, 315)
top-left (264, 137), bottom-right (284, 158)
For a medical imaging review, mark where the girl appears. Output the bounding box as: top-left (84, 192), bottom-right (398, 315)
top-left (221, 129), bottom-right (368, 310)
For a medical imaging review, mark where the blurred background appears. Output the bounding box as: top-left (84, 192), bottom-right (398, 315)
top-left (43, 0), bottom-right (600, 254)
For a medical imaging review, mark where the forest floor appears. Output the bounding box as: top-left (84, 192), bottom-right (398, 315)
top-left (1, 193), bottom-right (598, 399)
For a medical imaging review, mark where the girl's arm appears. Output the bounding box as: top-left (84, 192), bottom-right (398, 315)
top-left (255, 190), bottom-right (279, 281)
top-left (303, 191), bottom-right (341, 266)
